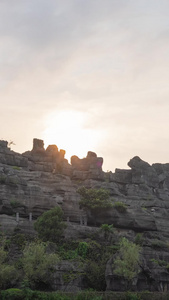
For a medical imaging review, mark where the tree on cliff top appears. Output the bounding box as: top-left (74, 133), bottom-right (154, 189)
top-left (34, 206), bottom-right (66, 243)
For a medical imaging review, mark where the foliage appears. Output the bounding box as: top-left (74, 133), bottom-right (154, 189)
top-left (11, 233), bottom-right (27, 249)
top-left (125, 291), bottom-right (141, 300)
top-left (12, 166), bottom-right (21, 170)
top-left (85, 260), bottom-right (106, 291)
top-left (34, 206), bottom-right (66, 243)
top-left (83, 239), bottom-right (115, 291)
top-left (78, 187), bottom-right (113, 212)
top-left (87, 240), bottom-right (103, 262)
top-left (0, 289), bottom-right (104, 300)
top-left (58, 247), bottom-right (78, 260)
top-left (0, 288), bottom-right (24, 300)
top-left (150, 258), bottom-right (167, 267)
top-left (113, 202), bottom-right (127, 213)
top-left (77, 242), bottom-right (88, 259)
top-left (135, 233), bottom-right (144, 246)
top-left (10, 199), bottom-right (22, 208)
top-left (100, 224), bottom-right (114, 240)
top-left (113, 238), bottom-right (141, 285)
top-left (0, 247), bottom-right (17, 289)
top-left (21, 241), bottom-right (59, 287)
top-left (151, 239), bottom-right (167, 249)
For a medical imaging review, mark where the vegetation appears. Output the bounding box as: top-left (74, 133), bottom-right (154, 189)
top-left (113, 202), bottom-right (127, 213)
top-left (1, 289), bottom-right (168, 300)
top-left (12, 166), bottom-right (21, 170)
top-left (0, 246), bottom-right (17, 289)
top-left (113, 238), bottom-right (141, 287)
top-left (151, 239), bottom-right (167, 249)
top-left (34, 206), bottom-right (66, 243)
top-left (21, 241), bottom-right (59, 288)
top-left (78, 187), bottom-right (113, 212)
top-left (10, 199), bottom-right (22, 208)
top-left (100, 224), bottom-right (114, 240)
top-left (0, 289), bottom-right (104, 300)
top-left (135, 233), bottom-right (144, 246)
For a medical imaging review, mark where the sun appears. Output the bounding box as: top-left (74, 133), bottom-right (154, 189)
top-left (42, 110), bottom-right (98, 161)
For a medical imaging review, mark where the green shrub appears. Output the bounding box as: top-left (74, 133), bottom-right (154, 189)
top-left (113, 202), bottom-right (127, 213)
top-left (85, 240), bottom-right (102, 262)
top-left (75, 291), bottom-right (103, 300)
top-left (21, 241), bottom-right (59, 288)
top-left (85, 260), bottom-right (106, 291)
top-left (77, 242), bottom-right (88, 259)
top-left (151, 239), bottom-right (167, 249)
top-left (12, 166), bottom-right (21, 170)
top-left (150, 258), bottom-right (167, 267)
top-left (113, 238), bottom-right (141, 287)
top-left (78, 187), bottom-right (113, 213)
top-left (125, 291), bottom-right (141, 300)
top-left (10, 200), bottom-right (22, 208)
top-left (100, 224), bottom-right (114, 240)
top-left (0, 288), bottom-right (24, 300)
top-left (135, 233), bottom-right (144, 246)
top-left (0, 247), bottom-right (17, 289)
top-left (34, 207), bottom-right (66, 243)
top-left (11, 233), bottom-right (27, 249)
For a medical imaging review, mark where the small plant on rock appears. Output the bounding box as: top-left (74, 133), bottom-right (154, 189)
top-left (113, 201), bottom-right (127, 213)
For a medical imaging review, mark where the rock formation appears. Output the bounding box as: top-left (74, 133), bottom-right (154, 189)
top-left (1, 138), bottom-right (169, 292)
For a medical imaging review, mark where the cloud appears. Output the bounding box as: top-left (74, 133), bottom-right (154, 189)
top-left (1, 0), bottom-right (169, 170)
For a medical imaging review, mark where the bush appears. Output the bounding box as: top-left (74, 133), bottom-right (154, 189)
top-left (77, 242), bottom-right (88, 259)
top-left (0, 288), bottom-right (24, 300)
top-left (151, 239), bottom-right (167, 249)
top-left (113, 202), bottom-right (127, 213)
top-left (78, 187), bottom-right (113, 213)
top-left (21, 241), bottom-right (59, 288)
top-left (113, 238), bottom-right (141, 287)
top-left (100, 224), bottom-right (114, 240)
top-left (0, 247), bottom-right (17, 289)
top-left (85, 260), bottom-right (106, 291)
top-left (135, 233), bottom-right (144, 246)
top-left (125, 291), bottom-right (141, 300)
top-left (10, 200), bottom-right (22, 208)
top-left (34, 206), bottom-right (66, 243)
top-left (11, 233), bottom-right (27, 249)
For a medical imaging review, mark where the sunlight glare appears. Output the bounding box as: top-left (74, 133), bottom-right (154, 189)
top-left (42, 110), bottom-right (98, 161)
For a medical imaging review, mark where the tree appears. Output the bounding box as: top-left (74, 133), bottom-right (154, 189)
top-left (113, 237), bottom-right (141, 287)
top-left (22, 241), bottom-right (59, 287)
top-left (0, 247), bottom-right (16, 289)
top-left (100, 224), bottom-right (114, 241)
top-left (34, 206), bottom-right (66, 243)
top-left (78, 187), bottom-right (113, 213)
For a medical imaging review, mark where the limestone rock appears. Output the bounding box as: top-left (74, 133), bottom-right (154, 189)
top-left (128, 156), bottom-right (159, 187)
top-left (1, 139), bottom-right (169, 291)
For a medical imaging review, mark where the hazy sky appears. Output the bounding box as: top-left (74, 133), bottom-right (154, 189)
top-left (1, 0), bottom-right (169, 171)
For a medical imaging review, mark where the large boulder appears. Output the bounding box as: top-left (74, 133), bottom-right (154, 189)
top-left (128, 156), bottom-right (159, 188)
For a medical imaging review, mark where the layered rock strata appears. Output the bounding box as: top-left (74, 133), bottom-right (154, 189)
top-left (1, 139), bottom-right (169, 291)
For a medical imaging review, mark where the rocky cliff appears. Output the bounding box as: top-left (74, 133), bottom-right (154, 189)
top-left (1, 138), bottom-right (169, 292)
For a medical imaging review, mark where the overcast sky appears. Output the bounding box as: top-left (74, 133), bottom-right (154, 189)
top-left (1, 0), bottom-right (169, 171)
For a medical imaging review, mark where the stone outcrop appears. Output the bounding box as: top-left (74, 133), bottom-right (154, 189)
top-left (1, 139), bottom-right (169, 291)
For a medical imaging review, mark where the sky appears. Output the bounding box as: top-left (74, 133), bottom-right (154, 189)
top-left (1, 0), bottom-right (169, 172)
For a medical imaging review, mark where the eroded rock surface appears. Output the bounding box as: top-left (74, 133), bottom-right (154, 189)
top-left (1, 139), bottom-right (169, 291)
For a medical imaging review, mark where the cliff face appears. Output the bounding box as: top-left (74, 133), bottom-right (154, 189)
top-left (1, 138), bottom-right (169, 292)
